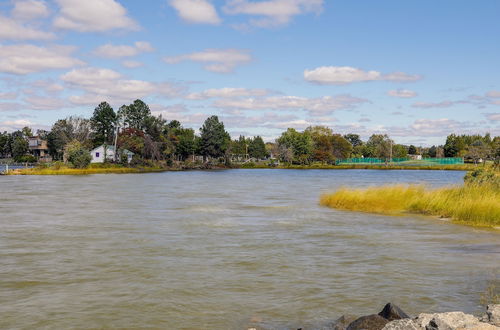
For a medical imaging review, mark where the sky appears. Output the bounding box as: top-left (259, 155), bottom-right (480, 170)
top-left (0, 0), bottom-right (499, 146)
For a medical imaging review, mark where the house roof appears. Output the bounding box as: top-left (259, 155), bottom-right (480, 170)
top-left (90, 144), bottom-right (134, 155)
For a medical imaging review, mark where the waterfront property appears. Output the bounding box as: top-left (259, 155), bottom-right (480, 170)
top-left (28, 136), bottom-right (51, 162)
top-left (90, 145), bottom-right (134, 164)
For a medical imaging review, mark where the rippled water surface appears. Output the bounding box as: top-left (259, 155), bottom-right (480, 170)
top-left (1, 169), bottom-right (499, 329)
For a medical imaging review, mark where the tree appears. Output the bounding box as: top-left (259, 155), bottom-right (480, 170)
top-left (344, 133), bottom-right (363, 147)
top-left (66, 140), bottom-right (92, 168)
top-left (277, 128), bottom-right (313, 164)
top-left (118, 99), bottom-right (151, 130)
top-left (248, 136), bottom-right (267, 159)
top-left (176, 127), bottom-right (196, 160)
top-left (231, 135), bottom-right (248, 156)
top-left (21, 126), bottom-right (33, 137)
top-left (12, 136), bottom-right (29, 161)
top-left (366, 134), bottom-right (393, 160)
top-left (199, 116), bottom-right (230, 160)
top-left (393, 144), bottom-right (408, 158)
top-left (117, 128), bottom-right (145, 156)
top-left (0, 131), bottom-right (9, 157)
top-left (331, 134), bottom-right (353, 159)
top-left (47, 117), bottom-right (93, 159)
top-left (91, 102), bottom-right (117, 146)
top-left (408, 145), bottom-right (417, 155)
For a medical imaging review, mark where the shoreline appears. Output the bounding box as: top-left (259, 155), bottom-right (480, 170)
top-left (3, 164), bottom-right (478, 175)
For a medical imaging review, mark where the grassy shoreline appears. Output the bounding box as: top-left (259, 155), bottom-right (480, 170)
top-left (6, 165), bottom-right (167, 175)
top-left (320, 180), bottom-right (500, 228)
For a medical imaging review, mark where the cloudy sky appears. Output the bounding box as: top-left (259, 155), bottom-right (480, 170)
top-left (0, 0), bottom-right (499, 145)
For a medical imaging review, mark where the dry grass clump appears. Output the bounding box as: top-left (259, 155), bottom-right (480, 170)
top-left (320, 182), bottom-right (500, 228)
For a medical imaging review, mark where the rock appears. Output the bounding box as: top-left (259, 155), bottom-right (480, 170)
top-left (331, 315), bottom-right (359, 330)
top-left (382, 319), bottom-right (423, 330)
top-left (346, 314), bottom-right (389, 330)
top-left (416, 312), bottom-right (498, 330)
top-left (378, 303), bottom-right (411, 321)
top-left (484, 304), bottom-right (500, 326)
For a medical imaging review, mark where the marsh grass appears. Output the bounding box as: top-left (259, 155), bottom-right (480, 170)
top-left (9, 164), bottom-right (165, 175)
top-left (320, 183), bottom-right (500, 228)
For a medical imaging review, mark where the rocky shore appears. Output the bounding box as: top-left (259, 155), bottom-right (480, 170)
top-left (248, 304), bottom-right (500, 330)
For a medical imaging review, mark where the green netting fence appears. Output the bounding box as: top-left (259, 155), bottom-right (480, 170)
top-left (336, 157), bottom-right (464, 166)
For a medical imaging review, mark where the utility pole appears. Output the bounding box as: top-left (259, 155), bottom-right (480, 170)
top-left (113, 125), bottom-right (119, 162)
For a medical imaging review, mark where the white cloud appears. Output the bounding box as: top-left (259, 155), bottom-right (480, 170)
top-left (304, 66), bottom-right (421, 85)
top-left (0, 92), bottom-right (18, 100)
top-left (187, 87), bottom-right (271, 100)
top-left (213, 94), bottom-right (367, 115)
top-left (411, 100), bottom-right (466, 108)
top-left (164, 49), bottom-right (252, 73)
top-left (61, 67), bottom-right (184, 105)
top-left (93, 41), bottom-right (154, 58)
top-left (0, 15), bottom-right (55, 40)
top-left (486, 91), bottom-right (500, 98)
top-left (485, 113), bottom-right (500, 122)
top-left (12, 0), bottom-right (50, 20)
top-left (53, 0), bottom-right (139, 32)
top-left (0, 119), bottom-right (35, 131)
top-left (223, 0), bottom-right (323, 27)
top-left (0, 44), bottom-right (84, 74)
top-left (169, 0), bottom-right (221, 25)
top-left (122, 60), bottom-right (143, 68)
top-left (387, 89), bottom-right (417, 98)
top-left (24, 95), bottom-right (67, 110)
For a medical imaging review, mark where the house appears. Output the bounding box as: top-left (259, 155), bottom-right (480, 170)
top-left (90, 145), bottom-right (134, 164)
top-left (409, 154), bottom-right (422, 160)
top-left (28, 136), bottom-right (51, 161)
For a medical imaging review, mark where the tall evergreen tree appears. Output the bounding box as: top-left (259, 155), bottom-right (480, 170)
top-left (90, 102), bottom-right (117, 146)
top-left (199, 116), bottom-right (230, 159)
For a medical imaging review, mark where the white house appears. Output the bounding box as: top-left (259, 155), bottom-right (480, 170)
top-left (90, 145), bottom-right (134, 164)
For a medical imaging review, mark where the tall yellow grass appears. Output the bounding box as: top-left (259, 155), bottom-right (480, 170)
top-left (9, 165), bottom-right (165, 175)
top-left (320, 184), bottom-right (500, 228)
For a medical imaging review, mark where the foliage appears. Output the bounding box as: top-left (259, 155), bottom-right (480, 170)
top-left (117, 128), bottom-right (145, 156)
top-left (12, 136), bottom-right (29, 161)
top-left (344, 133), bottom-right (363, 147)
top-left (320, 169), bottom-right (500, 227)
top-left (47, 116), bottom-right (92, 159)
top-left (366, 134), bottom-right (393, 160)
top-left (118, 99), bottom-right (151, 130)
top-left (66, 140), bottom-right (92, 168)
top-left (248, 136), bottom-right (267, 159)
top-left (91, 101), bottom-right (117, 146)
top-left (199, 115), bottom-right (230, 159)
top-left (277, 128), bottom-right (313, 164)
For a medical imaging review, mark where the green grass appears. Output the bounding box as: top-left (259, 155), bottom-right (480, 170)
top-left (8, 164), bottom-right (165, 175)
top-left (320, 182), bottom-right (500, 228)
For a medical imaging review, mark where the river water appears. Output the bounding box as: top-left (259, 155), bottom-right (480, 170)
top-left (1, 169), bottom-right (499, 329)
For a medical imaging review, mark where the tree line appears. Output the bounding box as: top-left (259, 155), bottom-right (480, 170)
top-left (0, 99), bottom-right (499, 166)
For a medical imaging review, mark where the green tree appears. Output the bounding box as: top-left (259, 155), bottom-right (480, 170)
top-left (367, 134), bottom-right (393, 160)
top-left (21, 126), bottom-right (33, 137)
top-left (91, 102), bottom-right (117, 146)
top-left (118, 99), bottom-right (151, 130)
top-left (248, 136), bottom-right (268, 159)
top-left (277, 128), bottom-right (313, 164)
top-left (393, 144), bottom-right (408, 158)
top-left (408, 145), bottom-right (417, 155)
top-left (0, 131), bottom-right (9, 157)
top-left (199, 116), bottom-right (231, 160)
top-left (66, 140), bottom-right (92, 168)
top-left (176, 127), bottom-right (196, 160)
top-left (331, 134), bottom-right (353, 159)
top-left (344, 133), bottom-right (363, 147)
top-left (12, 136), bottom-right (29, 161)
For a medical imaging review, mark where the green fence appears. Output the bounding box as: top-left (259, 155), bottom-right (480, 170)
top-left (336, 157), bottom-right (464, 166)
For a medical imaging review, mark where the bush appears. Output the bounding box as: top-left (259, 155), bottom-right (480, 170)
top-left (14, 154), bottom-right (36, 163)
top-left (66, 142), bottom-right (92, 168)
top-left (465, 169), bottom-right (500, 189)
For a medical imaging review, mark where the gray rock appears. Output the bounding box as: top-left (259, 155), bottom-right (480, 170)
top-left (379, 303), bottom-right (411, 321)
top-left (346, 314), bottom-right (389, 330)
top-left (416, 312), bottom-right (498, 330)
top-left (331, 315), bottom-right (359, 330)
top-left (382, 319), bottom-right (423, 330)
top-left (484, 304), bottom-right (500, 326)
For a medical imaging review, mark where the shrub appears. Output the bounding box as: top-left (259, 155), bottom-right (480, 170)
top-left (66, 141), bottom-right (91, 169)
top-left (14, 154), bottom-right (36, 163)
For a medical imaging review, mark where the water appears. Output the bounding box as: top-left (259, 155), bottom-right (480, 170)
top-left (1, 169), bottom-right (498, 329)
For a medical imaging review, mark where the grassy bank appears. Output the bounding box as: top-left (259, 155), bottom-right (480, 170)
top-left (238, 162), bottom-right (479, 171)
top-left (320, 170), bottom-right (500, 228)
top-left (7, 164), bottom-right (166, 175)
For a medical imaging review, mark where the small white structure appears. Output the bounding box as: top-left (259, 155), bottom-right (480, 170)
top-left (90, 145), bottom-right (134, 164)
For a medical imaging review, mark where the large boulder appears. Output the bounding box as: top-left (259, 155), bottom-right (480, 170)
top-left (379, 303), bottom-right (411, 321)
top-left (483, 304), bottom-right (500, 326)
top-left (330, 315), bottom-right (359, 330)
top-left (346, 314), bottom-right (389, 330)
top-left (382, 319), bottom-right (422, 330)
top-left (416, 312), bottom-right (497, 330)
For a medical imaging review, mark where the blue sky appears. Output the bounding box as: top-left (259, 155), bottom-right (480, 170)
top-left (0, 0), bottom-right (499, 146)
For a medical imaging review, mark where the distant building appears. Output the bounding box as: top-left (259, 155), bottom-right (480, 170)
top-left (409, 154), bottom-right (422, 160)
top-left (90, 145), bottom-right (134, 164)
top-left (28, 136), bottom-right (51, 161)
